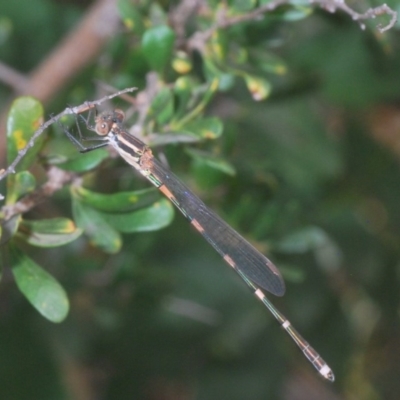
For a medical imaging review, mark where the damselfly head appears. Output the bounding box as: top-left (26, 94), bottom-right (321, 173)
top-left (94, 109), bottom-right (125, 136)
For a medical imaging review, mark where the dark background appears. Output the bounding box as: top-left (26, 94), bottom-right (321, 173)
top-left (1, 1), bottom-right (400, 399)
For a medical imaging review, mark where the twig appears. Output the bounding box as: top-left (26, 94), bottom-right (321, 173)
top-left (188, 0), bottom-right (397, 52)
top-left (16, 0), bottom-right (120, 102)
top-left (188, 0), bottom-right (287, 52)
top-left (1, 166), bottom-right (76, 221)
top-left (0, 87), bottom-right (137, 183)
top-left (313, 0), bottom-right (397, 33)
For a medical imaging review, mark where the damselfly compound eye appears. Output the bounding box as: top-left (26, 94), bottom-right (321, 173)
top-left (95, 117), bottom-right (112, 136)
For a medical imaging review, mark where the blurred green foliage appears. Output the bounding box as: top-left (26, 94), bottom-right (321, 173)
top-left (1, 0), bottom-right (400, 399)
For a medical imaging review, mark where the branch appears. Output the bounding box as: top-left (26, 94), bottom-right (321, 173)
top-left (188, 0), bottom-right (397, 52)
top-left (188, 0), bottom-right (288, 52)
top-left (1, 166), bottom-right (76, 222)
top-left (313, 0), bottom-right (397, 33)
top-left (0, 87), bottom-right (137, 183)
top-left (11, 0), bottom-right (120, 102)
top-left (0, 0), bottom-right (121, 170)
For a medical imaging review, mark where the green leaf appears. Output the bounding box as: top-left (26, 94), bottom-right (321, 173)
top-left (0, 215), bottom-right (20, 246)
top-left (172, 51), bottom-right (192, 74)
top-left (6, 97), bottom-right (44, 205)
top-left (17, 218), bottom-right (82, 247)
top-left (102, 198), bottom-right (174, 233)
top-left (173, 76), bottom-right (196, 117)
top-left (117, 0), bottom-right (144, 33)
top-left (183, 117), bottom-right (223, 140)
top-left (57, 148), bottom-right (109, 172)
top-left (148, 87), bottom-right (174, 125)
top-left (209, 30), bottom-right (228, 61)
top-left (72, 199), bottom-right (122, 254)
top-left (244, 75), bottom-right (272, 101)
top-left (8, 171), bottom-right (36, 203)
top-left (186, 148), bottom-right (236, 176)
top-left (148, 132), bottom-right (199, 147)
top-left (6, 96), bottom-right (44, 172)
top-left (203, 59), bottom-right (234, 91)
top-left (24, 231), bottom-right (81, 248)
top-left (148, 2), bottom-right (168, 25)
top-left (0, 16), bottom-right (12, 45)
top-left (229, 0), bottom-right (257, 13)
top-left (230, 46), bottom-right (248, 65)
top-left (281, 4), bottom-right (313, 21)
top-left (251, 50), bottom-right (287, 75)
top-left (173, 78), bottom-right (220, 129)
top-left (142, 25), bottom-right (175, 72)
top-left (21, 218), bottom-right (78, 234)
top-left (10, 247), bottom-right (69, 322)
top-left (71, 186), bottom-right (161, 213)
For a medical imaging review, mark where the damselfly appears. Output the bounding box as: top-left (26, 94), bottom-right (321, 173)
top-left (65, 108), bottom-right (334, 382)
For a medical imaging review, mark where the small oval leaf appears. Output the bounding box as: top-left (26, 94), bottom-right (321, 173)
top-left (209, 30), bottom-right (228, 61)
top-left (0, 215), bottom-right (21, 246)
top-left (251, 50), bottom-right (287, 75)
top-left (8, 171), bottom-right (36, 204)
top-left (18, 218), bottom-right (82, 247)
top-left (57, 148), bottom-right (109, 172)
top-left (183, 117), bottom-right (223, 140)
top-left (148, 87), bottom-right (174, 125)
top-left (102, 198), bottom-right (174, 233)
top-left (173, 76), bottom-right (196, 117)
top-left (230, 0), bottom-right (257, 12)
top-left (281, 5), bottom-right (312, 21)
top-left (203, 60), bottom-right (234, 91)
top-left (6, 96), bottom-right (44, 172)
top-left (142, 25), bottom-right (175, 72)
top-left (172, 51), bottom-right (192, 74)
top-left (6, 97), bottom-right (44, 205)
top-left (72, 186), bottom-right (161, 213)
top-left (10, 247), bottom-right (69, 322)
top-left (117, 0), bottom-right (144, 33)
top-left (18, 230), bottom-right (83, 248)
top-left (72, 199), bottom-right (122, 254)
top-left (20, 218), bottom-right (78, 234)
top-left (244, 75), bottom-right (272, 101)
top-left (186, 148), bottom-right (236, 176)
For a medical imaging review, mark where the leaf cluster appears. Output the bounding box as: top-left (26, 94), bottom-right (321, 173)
top-left (1, 0), bottom-right (399, 398)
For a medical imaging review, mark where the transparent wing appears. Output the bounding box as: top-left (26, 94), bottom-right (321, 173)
top-left (149, 158), bottom-right (285, 296)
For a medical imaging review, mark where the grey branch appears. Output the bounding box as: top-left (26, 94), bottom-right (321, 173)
top-left (313, 1), bottom-right (397, 33)
top-left (0, 87), bottom-right (137, 184)
top-left (188, 0), bottom-right (397, 52)
top-left (1, 166), bottom-right (76, 222)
